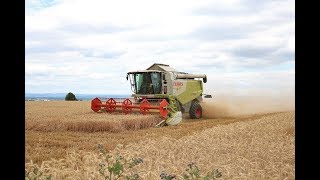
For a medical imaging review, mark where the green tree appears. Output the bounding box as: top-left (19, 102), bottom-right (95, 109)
top-left (65, 92), bottom-right (77, 101)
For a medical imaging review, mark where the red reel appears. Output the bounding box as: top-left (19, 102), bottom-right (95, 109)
top-left (140, 99), bottom-right (150, 115)
top-left (105, 98), bottom-right (117, 113)
top-left (91, 98), bottom-right (102, 112)
top-left (122, 98), bottom-right (133, 114)
top-left (159, 99), bottom-right (169, 118)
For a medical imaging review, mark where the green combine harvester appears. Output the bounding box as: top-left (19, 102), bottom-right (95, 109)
top-left (91, 63), bottom-right (212, 126)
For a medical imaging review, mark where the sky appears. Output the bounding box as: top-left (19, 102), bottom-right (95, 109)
top-left (26, 0), bottom-right (295, 97)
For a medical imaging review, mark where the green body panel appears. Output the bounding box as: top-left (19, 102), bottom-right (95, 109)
top-left (176, 80), bottom-right (203, 105)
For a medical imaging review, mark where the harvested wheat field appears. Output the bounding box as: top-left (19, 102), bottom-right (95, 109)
top-left (25, 99), bottom-right (294, 179)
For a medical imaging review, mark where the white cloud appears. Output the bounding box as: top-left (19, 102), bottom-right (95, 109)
top-left (26, 0), bottom-right (295, 96)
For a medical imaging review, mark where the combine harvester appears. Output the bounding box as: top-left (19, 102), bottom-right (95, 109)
top-left (91, 63), bottom-right (212, 126)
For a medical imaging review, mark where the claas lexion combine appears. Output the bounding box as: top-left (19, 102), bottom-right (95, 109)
top-left (91, 63), bottom-right (212, 126)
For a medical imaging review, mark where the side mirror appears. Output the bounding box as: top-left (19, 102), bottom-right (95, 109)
top-left (204, 94), bottom-right (212, 98)
top-left (203, 77), bottom-right (207, 83)
top-left (126, 74), bottom-right (128, 80)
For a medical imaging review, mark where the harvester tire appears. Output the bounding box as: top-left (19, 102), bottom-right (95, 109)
top-left (189, 101), bottom-right (202, 119)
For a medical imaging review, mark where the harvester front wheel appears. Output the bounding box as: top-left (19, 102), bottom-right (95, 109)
top-left (189, 101), bottom-right (202, 119)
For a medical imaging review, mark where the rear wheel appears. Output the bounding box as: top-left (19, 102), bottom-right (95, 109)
top-left (189, 101), bottom-right (202, 119)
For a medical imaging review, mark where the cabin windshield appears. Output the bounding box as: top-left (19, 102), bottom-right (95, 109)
top-left (132, 72), bottom-right (162, 94)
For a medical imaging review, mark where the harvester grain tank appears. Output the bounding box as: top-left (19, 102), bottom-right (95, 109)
top-left (91, 63), bottom-right (212, 126)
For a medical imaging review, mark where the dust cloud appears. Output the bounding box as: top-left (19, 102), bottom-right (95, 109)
top-left (200, 94), bottom-right (295, 118)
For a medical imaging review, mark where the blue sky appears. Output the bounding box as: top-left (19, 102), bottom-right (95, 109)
top-left (26, 0), bottom-right (295, 97)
